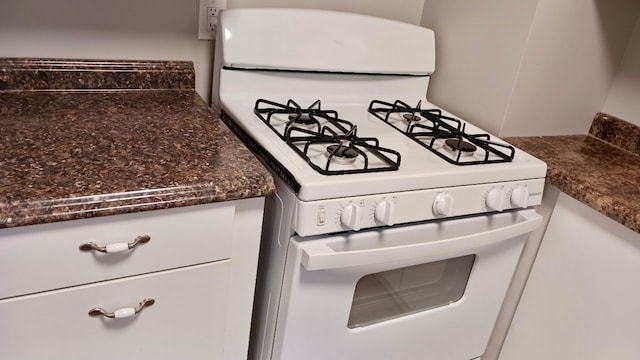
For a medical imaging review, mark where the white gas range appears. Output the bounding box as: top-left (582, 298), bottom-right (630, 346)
top-left (212, 8), bottom-right (546, 360)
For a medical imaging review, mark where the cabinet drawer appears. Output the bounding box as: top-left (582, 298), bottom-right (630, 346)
top-left (0, 203), bottom-right (234, 299)
top-left (0, 260), bottom-right (230, 360)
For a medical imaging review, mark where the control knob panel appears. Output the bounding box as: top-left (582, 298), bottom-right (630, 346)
top-left (294, 178), bottom-right (545, 237)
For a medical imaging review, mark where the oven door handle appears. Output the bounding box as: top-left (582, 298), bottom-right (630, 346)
top-left (301, 210), bottom-right (542, 271)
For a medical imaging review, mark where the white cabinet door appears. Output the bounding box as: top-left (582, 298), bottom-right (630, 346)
top-left (499, 193), bottom-right (640, 360)
top-left (0, 203), bottom-right (234, 299)
top-left (0, 261), bottom-right (230, 360)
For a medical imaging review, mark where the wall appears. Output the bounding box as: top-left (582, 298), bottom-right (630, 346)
top-left (500, 0), bottom-right (640, 136)
top-left (0, 0), bottom-right (424, 100)
top-left (420, 0), bottom-right (640, 137)
top-left (420, 0), bottom-right (539, 135)
top-left (602, 16), bottom-right (640, 125)
top-left (228, 0), bottom-right (425, 26)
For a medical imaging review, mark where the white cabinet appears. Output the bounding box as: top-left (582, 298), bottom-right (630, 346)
top-left (0, 262), bottom-right (230, 360)
top-left (0, 203), bottom-right (235, 299)
top-left (0, 198), bottom-right (266, 360)
top-left (498, 192), bottom-right (640, 360)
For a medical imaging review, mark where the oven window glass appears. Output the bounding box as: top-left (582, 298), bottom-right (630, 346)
top-left (347, 255), bottom-right (475, 328)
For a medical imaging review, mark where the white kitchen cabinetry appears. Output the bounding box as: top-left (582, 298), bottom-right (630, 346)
top-left (498, 192), bottom-right (640, 360)
top-left (0, 262), bottom-right (230, 359)
top-left (0, 198), bottom-right (266, 360)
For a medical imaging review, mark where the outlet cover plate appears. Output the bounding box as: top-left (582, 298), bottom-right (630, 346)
top-left (198, 0), bottom-right (227, 40)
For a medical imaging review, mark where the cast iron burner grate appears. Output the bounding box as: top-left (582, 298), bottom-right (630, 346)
top-left (286, 125), bottom-right (401, 175)
top-left (255, 99), bottom-right (353, 139)
top-left (255, 99), bottom-right (401, 175)
top-left (368, 99), bottom-right (515, 165)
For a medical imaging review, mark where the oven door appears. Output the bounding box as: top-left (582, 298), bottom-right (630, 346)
top-left (272, 209), bottom-right (541, 360)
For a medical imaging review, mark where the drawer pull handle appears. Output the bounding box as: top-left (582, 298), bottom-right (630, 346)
top-left (88, 298), bottom-right (155, 319)
top-left (79, 235), bottom-right (151, 253)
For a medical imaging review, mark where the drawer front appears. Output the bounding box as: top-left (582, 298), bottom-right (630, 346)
top-left (0, 203), bottom-right (234, 299)
top-left (0, 261), bottom-right (230, 360)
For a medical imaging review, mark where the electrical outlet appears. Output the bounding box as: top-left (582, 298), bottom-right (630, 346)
top-left (207, 6), bottom-right (219, 18)
top-left (198, 0), bottom-right (227, 40)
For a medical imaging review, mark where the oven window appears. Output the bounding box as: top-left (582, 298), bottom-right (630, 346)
top-left (347, 255), bottom-right (475, 328)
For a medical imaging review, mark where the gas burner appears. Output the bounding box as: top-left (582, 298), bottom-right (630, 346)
top-left (369, 99), bottom-right (515, 165)
top-left (445, 138), bottom-right (477, 153)
top-left (327, 144), bottom-right (359, 160)
top-left (255, 99), bottom-right (352, 139)
top-left (414, 122), bottom-right (515, 165)
top-left (289, 113), bottom-right (316, 125)
top-left (285, 126), bottom-right (401, 175)
top-left (402, 114), bottom-right (423, 122)
top-left (369, 99), bottom-right (450, 134)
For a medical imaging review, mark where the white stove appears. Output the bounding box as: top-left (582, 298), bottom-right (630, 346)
top-left (212, 8), bottom-right (546, 360)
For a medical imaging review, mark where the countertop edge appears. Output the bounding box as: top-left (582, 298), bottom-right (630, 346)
top-left (0, 179), bottom-right (275, 229)
top-left (547, 168), bottom-right (640, 233)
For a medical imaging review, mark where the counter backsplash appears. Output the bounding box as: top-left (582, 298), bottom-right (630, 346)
top-left (0, 58), bottom-right (195, 91)
top-left (589, 112), bottom-right (640, 156)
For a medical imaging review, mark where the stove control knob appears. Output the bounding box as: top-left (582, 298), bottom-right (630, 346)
top-left (374, 200), bottom-right (395, 226)
top-left (433, 192), bottom-right (453, 217)
top-left (340, 203), bottom-right (362, 231)
top-left (510, 185), bottom-right (530, 208)
top-left (486, 188), bottom-right (506, 212)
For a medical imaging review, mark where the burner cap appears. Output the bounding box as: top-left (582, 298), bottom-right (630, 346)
top-left (445, 138), bottom-right (477, 153)
top-left (327, 144), bottom-right (359, 159)
top-left (403, 114), bottom-right (422, 122)
top-left (289, 113), bottom-right (316, 125)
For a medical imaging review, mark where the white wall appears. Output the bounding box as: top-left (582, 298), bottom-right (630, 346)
top-left (500, 0), bottom-right (640, 136)
top-left (420, 0), bottom-right (539, 135)
top-left (228, 0), bottom-right (425, 26)
top-left (0, 0), bottom-right (424, 99)
top-left (421, 0), bottom-right (640, 137)
top-left (602, 16), bottom-right (640, 126)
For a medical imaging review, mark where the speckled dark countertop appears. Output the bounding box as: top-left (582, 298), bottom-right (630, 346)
top-left (0, 58), bottom-right (274, 228)
top-left (505, 113), bottom-right (640, 233)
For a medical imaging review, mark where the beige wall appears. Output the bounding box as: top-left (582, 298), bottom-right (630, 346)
top-left (500, 0), bottom-right (640, 136)
top-left (421, 0), bottom-right (640, 137)
top-left (0, 0), bottom-right (424, 99)
top-left (228, 0), bottom-right (425, 25)
top-left (420, 0), bottom-right (539, 135)
top-left (602, 16), bottom-right (640, 126)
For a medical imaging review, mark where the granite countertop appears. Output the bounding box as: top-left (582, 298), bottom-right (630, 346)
top-left (0, 58), bottom-right (275, 228)
top-left (505, 113), bottom-right (640, 233)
